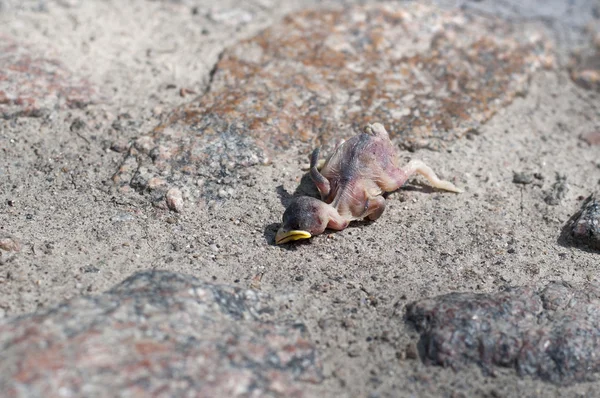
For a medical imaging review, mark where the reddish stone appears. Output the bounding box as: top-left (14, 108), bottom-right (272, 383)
top-left (113, 4), bottom-right (552, 200)
top-left (581, 131), bottom-right (600, 146)
top-left (0, 35), bottom-right (97, 118)
top-left (0, 271), bottom-right (322, 397)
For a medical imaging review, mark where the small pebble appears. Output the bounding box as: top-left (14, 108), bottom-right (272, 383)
top-left (208, 8), bottom-right (253, 26)
top-left (405, 343), bottom-right (418, 360)
top-left (110, 140), bottom-right (129, 153)
top-left (69, 118), bottom-right (86, 133)
top-left (0, 236), bottom-right (20, 252)
top-left (166, 188), bottom-right (184, 212)
top-left (581, 131), bottom-right (600, 146)
top-left (147, 177), bottom-right (167, 190)
top-left (512, 172), bottom-right (533, 185)
top-left (111, 213), bottom-right (135, 223)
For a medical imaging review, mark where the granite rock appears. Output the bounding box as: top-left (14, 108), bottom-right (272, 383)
top-left (0, 35), bottom-right (97, 118)
top-left (406, 282), bottom-right (600, 385)
top-left (113, 3), bottom-right (553, 200)
top-left (0, 271), bottom-right (322, 397)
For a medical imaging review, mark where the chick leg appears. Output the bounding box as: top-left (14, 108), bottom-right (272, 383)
top-left (326, 206), bottom-right (350, 231)
top-left (364, 195), bottom-right (386, 221)
top-left (380, 160), bottom-right (462, 193)
top-left (310, 147), bottom-right (331, 200)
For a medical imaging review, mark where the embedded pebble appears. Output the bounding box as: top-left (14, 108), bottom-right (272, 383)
top-left (109, 139), bottom-right (130, 153)
top-left (513, 172), bottom-right (533, 185)
top-left (581, 131), bottom-right (600, 146)
top-left (166, 188), bottom-right (184, 212)
top-left (0, 236), bottom-right (20, 252)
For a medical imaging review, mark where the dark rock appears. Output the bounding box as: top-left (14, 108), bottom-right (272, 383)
top-left (404, 343), bottom-right (418, 360)
top-left (570, 194), bottom-right (600, 250)
top-left (80, 264), bottom-right (100, 273)
top-left (0, 271), bottom-right (322, 397)
top-left (69, 117), bottom-right (86, 132)
top-left (406, 282), bottom-right (600, 385)
top-left (513, 172), bottom-right (533, 185)
top-left (112, 3), bottom-right (552, 201)
top-left (0, 35), bottom-right (97, 118)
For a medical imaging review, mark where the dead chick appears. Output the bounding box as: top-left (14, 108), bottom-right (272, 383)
top-left (276, 123), bottom-right (461, 244)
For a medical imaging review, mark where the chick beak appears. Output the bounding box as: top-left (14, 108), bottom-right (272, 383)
top-left (275, 228), bottom-right (312, 245)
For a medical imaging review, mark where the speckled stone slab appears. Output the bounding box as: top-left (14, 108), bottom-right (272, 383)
top-left (406, 282), bottom-right (600, 385)
top-left (112, 3), bottom-right (552, 203)
top-left (0, 271), bottom-right (321, 397)
top-left (0, 35), bottom-right (97, 118)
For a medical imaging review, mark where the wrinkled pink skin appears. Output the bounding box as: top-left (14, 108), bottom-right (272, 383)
top-left (277, 123), bottom-right (461, 242)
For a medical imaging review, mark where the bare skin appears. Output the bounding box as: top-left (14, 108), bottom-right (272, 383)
top-left (275, 123), bottom-right (461, 244)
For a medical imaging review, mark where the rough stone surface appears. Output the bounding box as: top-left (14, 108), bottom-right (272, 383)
top-left (0, 271), bottom-right (322, 397)
top-left (406, 282), bottom-right (600, 385)
top-left (569, 28), bottom-right (600, 91)
top-left (0, 35), bottom-right (97, 118)
top-left (112, 3), bottom-right (553, 200)
top-left (570, 194), bottom-right (600, 250)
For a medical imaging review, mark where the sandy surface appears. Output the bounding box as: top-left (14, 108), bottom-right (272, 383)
top-left (1, 0), bottom-right (600, 396)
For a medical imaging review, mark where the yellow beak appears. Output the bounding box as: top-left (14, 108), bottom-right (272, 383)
top-left (275, 229), bottom-right (312, 245)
